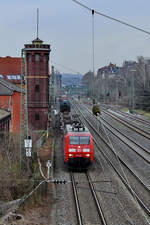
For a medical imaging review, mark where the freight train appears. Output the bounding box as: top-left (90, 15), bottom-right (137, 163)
top-left (63, 121), bottom-right (93, 170)
top-left (60, 100), bottom-right (70, 113)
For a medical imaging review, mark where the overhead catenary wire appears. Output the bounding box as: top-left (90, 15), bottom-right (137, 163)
top-left (72, 0), bottom-right (150, 35)
top-left (51, 60), bottom-right (83, 75)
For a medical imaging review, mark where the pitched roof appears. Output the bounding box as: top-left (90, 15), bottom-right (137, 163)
top-left (0, 56), bottom-right (21, 73)
top-left (0, 108), bottom-right (11, 121)
top-left (0, 78), bottom-right (23, 95)
top-left (0, 56), bottom-right (21, 83)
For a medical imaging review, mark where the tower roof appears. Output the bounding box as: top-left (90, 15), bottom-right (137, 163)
top-left (32, 37), bottom-right (43, 44)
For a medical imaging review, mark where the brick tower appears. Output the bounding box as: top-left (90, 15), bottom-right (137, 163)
top-left (24, 37), bottom-right (51, 131)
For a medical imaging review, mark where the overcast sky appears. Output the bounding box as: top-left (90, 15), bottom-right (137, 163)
top-left (0, 0), bottom-right (150, 74)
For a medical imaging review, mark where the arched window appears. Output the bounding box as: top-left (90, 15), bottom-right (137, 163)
top-left (35, 54), bottom-right (40, 76)
top-left (35, 113), bottom-right (40, 120)
top-left (35, 54), bottom-right (40, 61)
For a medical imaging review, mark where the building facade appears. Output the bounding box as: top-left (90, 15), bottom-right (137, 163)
top-left (0, 56), bottom-right (22, 85)
top-left (24, 37), bottom-right (51, 130)
top-left (0, 78), bottom-right (24, 133)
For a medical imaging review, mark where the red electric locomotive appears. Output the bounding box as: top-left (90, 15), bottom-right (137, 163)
top-left (63, 121), bottom-right (93, 170)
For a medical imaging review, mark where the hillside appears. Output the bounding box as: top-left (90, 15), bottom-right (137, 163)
top-left (61, 73), bottom-right (83, 86)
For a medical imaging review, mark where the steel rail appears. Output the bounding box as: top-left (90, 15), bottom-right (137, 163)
top-left (71, 171), bottom-right (107, 225)
top-left (111, 108), bottom-right (150, 127)
top-left (70, 172), bottom-right (83, 225)
top-left (72, 100), bottom-right (150, 216)
top-left (99, 119), bottom-right (150, 163)
top-left (83, 104), bottom-right (150, 192)
top-left (78, 102), bottom-right (150, 188)
top-left (83, 103), bottom-right (150, 162)
top-left (93, 136), bottom-right (150, 216)
top-left (86, 172), bottom-right (107, 225)
top-left (87, 103), bottom-right (150, 136)
top-left (100, 104), bottom-right (150, 127)
top-left (102, 110), bottom-right (150, 138)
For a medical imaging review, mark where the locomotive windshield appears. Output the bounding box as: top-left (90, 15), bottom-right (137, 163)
top-left (69, 136), bottom-right (90, 145)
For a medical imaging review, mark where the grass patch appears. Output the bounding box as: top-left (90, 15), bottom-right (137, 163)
top-left (121, 107), bottom-right (129, 112)
top-left (121, 107), bottom-right (150, 120)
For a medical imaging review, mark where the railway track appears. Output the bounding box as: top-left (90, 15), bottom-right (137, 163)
top-left (101, 104), bottom-right (150, 127)
top-left (82, 103), bottom-right (150, 164)
top-left (85, 102), bottom-right (150, 138)
top-left (102, 109), bottom-right (150, 139)
top-left (51, 99), bottom-right (150, 224)
top-left (71, 99), bottom-right (150, 224)
top-left (71, 171), bottom-right (107, 225)
top-left (84, 100), bottom-right (150, 136)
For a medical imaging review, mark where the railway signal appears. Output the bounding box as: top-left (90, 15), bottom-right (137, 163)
top-left (24, 137), bottom-right (32, 157)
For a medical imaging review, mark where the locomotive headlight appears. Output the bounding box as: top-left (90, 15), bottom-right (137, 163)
top-left (69, 154), bottom-right (73, 157)
top-left (69, 149), bottom-right (76, 152)
top-left (85, 154), bottom-right (90, 157)
top-left (83, 149), bottom-right (90, 152)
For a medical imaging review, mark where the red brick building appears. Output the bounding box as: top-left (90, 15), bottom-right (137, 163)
top-left (0, 78), bottom-right (24, 133)
top-left (0, 37), bottom-right (51, 132)
top-left (24, 37), bottom-right (51, 131)
top-left (0, 56), bottom-right (22, 85)
top-left (0, 108), bottom-right (11, 133)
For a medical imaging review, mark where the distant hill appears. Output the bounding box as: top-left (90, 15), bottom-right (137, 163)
top-left (61, 73), bottom-right (83, 86)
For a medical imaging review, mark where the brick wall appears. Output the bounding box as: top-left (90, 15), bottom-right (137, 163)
top-left (0, 93), bottom-right (24, 133)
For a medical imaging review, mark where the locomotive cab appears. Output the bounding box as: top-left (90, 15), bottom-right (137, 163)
top-left (63, 122), bottom-right (93, 170)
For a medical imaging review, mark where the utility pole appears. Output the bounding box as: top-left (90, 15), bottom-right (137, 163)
top-left (91, 9), bottom-right (95, 99)
top-left (20, 48), bottom-right (31, 171)
top-left (24, 50), bottom-right (29, 139)
top-left (24, 49), bottom-right (31, 172)
top-left (19, 49), bottom-right (24, 171)
top-left (130, 70), bottom-right (136, 113)
top-left (116, 79), bottom-right (118, 107)
top-left (51, 66), bottom-right (55, 107)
